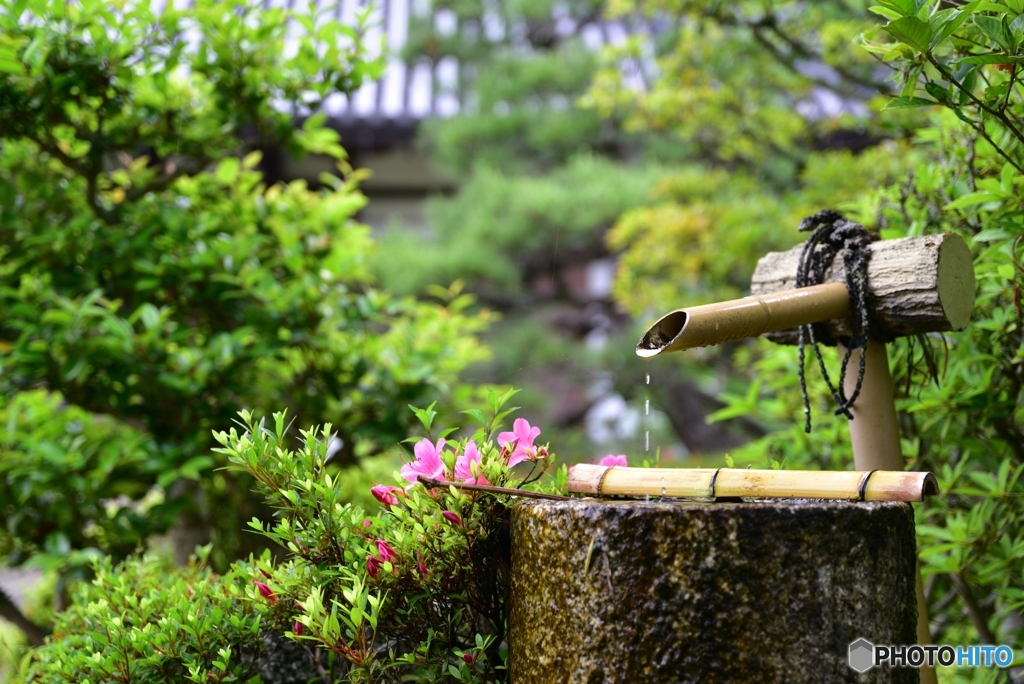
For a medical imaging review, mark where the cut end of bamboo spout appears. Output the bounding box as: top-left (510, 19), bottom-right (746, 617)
top-left (636, 311), bottom-right (688, 358)
top-left (921, 472), bottom-right (939, 497)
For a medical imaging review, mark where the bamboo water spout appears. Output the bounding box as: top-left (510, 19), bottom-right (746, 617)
top-left (636, 282), bottom-right (850, 356)
top-left (633, 231), bottom-right (975, 684)
top-left (637, 233), bottom-right (975, 357)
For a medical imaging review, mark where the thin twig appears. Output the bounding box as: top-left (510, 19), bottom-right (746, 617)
top-left (417, 476), bottom-right (572, 501)
top-left (928, 54), bottom-right (1024, 146)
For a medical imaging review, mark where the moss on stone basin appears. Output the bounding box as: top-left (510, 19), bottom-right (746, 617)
top-left (509, 498), bottom-right (917, 683)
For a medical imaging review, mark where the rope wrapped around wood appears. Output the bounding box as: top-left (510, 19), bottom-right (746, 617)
top-left (795, 209), bottom-right (878, 432)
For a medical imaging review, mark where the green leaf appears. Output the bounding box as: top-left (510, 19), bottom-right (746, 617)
top-left (436, 427), bottom-right (459, 440)
top-left (997, 264), bottom-right (1016, 279)
top-left (882, 96), bottom-right (938, 109)
top-left (179, 456), bottom-right (214, 480)
top-left (930, 8), bottom-right (971, 47)
top-left (0, 56), bottom-right (25, 75)
top-left (972, 229), bottom-right (1011, 242)
top-left (877, 0), bottom-right (923, 17)
top-left (944, 192), bottom-right (1002, 209)
top-left (460, 408), bottom-right (488, 426)
top-left (869, 6), bottom-right (905, 21)
top-left (884, 16), bottom-right (934, 52)
top-left (954, 54), bottom-right (1024, 65)
top-left (215, 157), bottom-right (240, 184)
top-left (924, 82), bottom-right (949, 102)
top-left (974, 15), bottom-right (1012, 51)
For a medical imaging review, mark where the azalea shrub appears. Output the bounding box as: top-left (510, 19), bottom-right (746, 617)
top-left (16, 389), bottom-right (571, 684)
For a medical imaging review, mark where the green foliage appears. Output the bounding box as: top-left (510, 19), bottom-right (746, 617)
top-left (0, 390), bottom-right (169, 578)
top-left (19, 548), bottom-right (270, 684)
top-left (0, 0), bottom-right (489, 580)
top-left (586, 0), bottom-right (889, 178)
top-left (19, 394), bottom-right (562, 683)
top-left (212, 394), bottom-right (557, 682)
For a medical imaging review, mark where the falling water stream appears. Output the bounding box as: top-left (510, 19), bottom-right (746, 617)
top-left (644, 373), bottom-right (650, 457)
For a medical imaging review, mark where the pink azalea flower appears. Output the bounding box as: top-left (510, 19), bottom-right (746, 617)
top-left (599, 454), bottom-right (628, 467)
top-left (400, 438), bottom-right (448, 487)
top-left (496, 418), bottom-right (541, 467)
top-left (253, 580), bottom-right (278, 603)
top-left (454, 441), bottom-right (489, 485)
top-left (375, 539), bottom-right (397, 562)
top-left (371, 484), bottom-right (403, 507)
top-left (366, 555), bottom-right (383, 579)
top-left (293, 620), bottom-right (304, 636)
top-left (363, 519), bottom-right (372, 528)
top-left (442, 510), bottom-right (463, 526)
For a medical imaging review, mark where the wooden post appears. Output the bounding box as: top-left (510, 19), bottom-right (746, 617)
top-left (839, 340), bottom-right (902, 472)
top-left (841, 340), bottom-right (938, 684)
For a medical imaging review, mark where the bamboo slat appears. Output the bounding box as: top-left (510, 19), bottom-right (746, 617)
top-left (568, 465), bottom-right (938, 502)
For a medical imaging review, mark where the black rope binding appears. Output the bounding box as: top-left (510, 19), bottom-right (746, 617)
top-left (795, 210), bottom-right (878, 433)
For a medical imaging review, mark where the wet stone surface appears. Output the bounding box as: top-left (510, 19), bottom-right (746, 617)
top-left (509, 499), bottom-right (918, 684)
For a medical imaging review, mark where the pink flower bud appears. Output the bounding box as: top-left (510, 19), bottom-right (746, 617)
top-left (293, 620), bottom-right (304, 636)
top-left (366, 555), bottom-right (383, 579)
top-left (370, 484), bottom-right (403, 508)
top-left (375, 539), bottom-right (397, 562)
top-left (363, 519), bottom-right (372, 528)
top-left (442, 510), bottom-right (462, 526)
top-left (259, 567), bottom-right (272, 579)
top-left (418, 561), bottom-right (429, 577)
top-left (253, 580), bottom-right (278, 603)
top-left (463, 653), bottom-right (473, 664)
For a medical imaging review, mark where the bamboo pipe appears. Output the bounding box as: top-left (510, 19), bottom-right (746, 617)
top-left (568, 464), bottom-right (938, 502)
top-left (636, 282), bottom-right (850, 357)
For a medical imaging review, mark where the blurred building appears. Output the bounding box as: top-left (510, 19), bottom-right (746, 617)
top-left (262, 0), bottom-right (645, 250)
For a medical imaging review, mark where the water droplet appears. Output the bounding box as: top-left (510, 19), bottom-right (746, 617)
top-left (645, 430), bottom-right (649, 452)
top-left (645, 399), bottom-right (649, 415)
top-left (661, 477), bottom-right (667, 499)
top-left (645, 373), bottom-right (650, 385)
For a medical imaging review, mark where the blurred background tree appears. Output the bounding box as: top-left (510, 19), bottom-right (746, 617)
top-left (0, 0), bottom-right (489, 646)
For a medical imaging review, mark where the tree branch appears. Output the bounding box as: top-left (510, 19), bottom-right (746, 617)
top-left (950, 571), bottom-right (997, 644)
top-left (417, 476), bottom-right (571, 500)
top-left (0, 584), bottom-right (49, 647)
top-left (927, 54), bottom-right (1024, 147)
